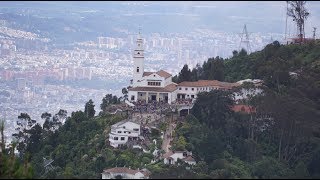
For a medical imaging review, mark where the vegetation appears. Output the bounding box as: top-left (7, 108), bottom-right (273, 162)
top-left (165, 41), bottom-right (320, 178)
top-left (5, 41), bottom-right (320, 178)
top-left (0, 120), bottom-right (34, 178)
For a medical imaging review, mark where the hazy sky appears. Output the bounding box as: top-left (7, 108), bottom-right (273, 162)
top-left (0, 1), bottom-right (319, 37)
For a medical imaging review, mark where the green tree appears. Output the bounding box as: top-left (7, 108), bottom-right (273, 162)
top-left (84, 99), bottom-right (95, 118)
top-left (101, 94), bottom-right (113, 111)
top-left (25, 124), bottom-right (42, 154)
top-left (12, 113), bottom-right (36, 155)
top-left (178, 64), bottom-right (192, 83)
top-left (0, 120), bottom-right (34, 179)
top-left (122, 88), bottom-right (128, 101)
top-left (192, 90), bottom-right (234, 129)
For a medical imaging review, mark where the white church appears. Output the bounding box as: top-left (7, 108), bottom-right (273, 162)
top-left (128, 33), bottom-right (178, 104)
top-left (128, 33), bottom-right (242, 104)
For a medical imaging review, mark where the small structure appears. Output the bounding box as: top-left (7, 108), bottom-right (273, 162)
top-left (101, 167), bottom-right (150, 179)
top-left (163, 151), bottom-right (196, 165)
top-left (182, 155), bottom-right (197, 165)
top-left (231, 105), bottom-right (256, 114)
top-left (109, 120), bottom-right (141, 148)
top-left (234, 79), bottom-right (263, 103)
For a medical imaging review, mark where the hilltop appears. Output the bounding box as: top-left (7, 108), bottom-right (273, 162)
top-left (1, 40), bottom-right (320, 179)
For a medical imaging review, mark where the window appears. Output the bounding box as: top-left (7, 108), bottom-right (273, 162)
top-left (128, 132), bottom-right (131, 134)
top-left (131, 96), bottom-right (135, 100)
top-left (197, 88), bottom-right (198, 90)
top-left (137, 52), bottom-right (140, 55)
top-left (154, 75), bottom-right (156, 77)
top-left (133, 128), bottom-right (139, 131)
top-left (137, 67), bottom-right (139, 73)
top-left (140, 94), bottom-right (143, 96)
top-left (191, 95), bottom-right (194, 98)
top-left (185, 88), bottom-right (188, 90)
top-left (121, 137), bottom-right (125, 141)
top-left (179, 88), bottom-right (182, 90)
top-left (187, 95), bottom-right (189, 97)
top-left (114, 137), bottom-right (118, 140)
top-left (117, 131), bottom-right (122, 133)
top-left (148, 81), bottom-right (160, 86)
top-left (192, 88), bottom-right (194, 91)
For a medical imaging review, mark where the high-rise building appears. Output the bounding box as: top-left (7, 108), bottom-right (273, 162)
top-left (16, 78), bottom-right (26, 90)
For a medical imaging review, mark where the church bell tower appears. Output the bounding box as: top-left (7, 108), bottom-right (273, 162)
top-left (133, 28), bottom-right (144, 87)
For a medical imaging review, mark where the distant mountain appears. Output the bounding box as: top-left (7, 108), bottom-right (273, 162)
top-left (0, 1), bottom-right (319, 44)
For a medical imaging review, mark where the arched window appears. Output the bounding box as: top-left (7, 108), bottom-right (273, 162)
top-left (137, 67), bottom-right (139, 73)
top-left (137, 52), bottom-right (140, 55)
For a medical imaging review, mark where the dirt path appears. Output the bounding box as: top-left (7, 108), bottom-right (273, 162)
top-left (161, 122), bottom-right (176, 153)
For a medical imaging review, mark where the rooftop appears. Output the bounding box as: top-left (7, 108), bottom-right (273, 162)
top-left (143, 70), bottom-right (172, 79)
top-left (129, 83), bottom-right (177, 92)
top-left (103, 167), bottom-right (139, 175)
top-left (102, 167), bottom-right (150, 177)
top-left (183, 156), bottom-right (196, 162)
top-left (231, 104), bottom-right (256, 114)
top-left (178, 80), bottom-right (240, 88)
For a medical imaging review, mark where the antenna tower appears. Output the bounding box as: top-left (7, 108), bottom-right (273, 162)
top-left (239, 24), bottom-right (252, 53)
top-left (313, 27), bottom-right (317, 40)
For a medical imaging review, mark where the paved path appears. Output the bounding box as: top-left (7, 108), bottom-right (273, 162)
top-left (161, 122), bottom-right (176, 153)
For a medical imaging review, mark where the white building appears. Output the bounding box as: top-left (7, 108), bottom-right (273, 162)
top-left (127, 33), bottom-right (242, 105)
top-left (163, 151), bottom-right (196, 165)
top-left (128, 33), bottom-right (178, 104)
top-left (101, 167), bottom-right (150, 179)
top-left (176, 80), bottom-right (240, 100)
top-left (109, 120), bottom-right (141, 148)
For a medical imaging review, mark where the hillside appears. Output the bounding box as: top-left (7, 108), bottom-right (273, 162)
top-left (1, 41), bottom-right (320, 179)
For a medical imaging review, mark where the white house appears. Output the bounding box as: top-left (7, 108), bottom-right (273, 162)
top-left (109, 120), bottom-right (141, 148)
top-left (101, 167), bottom-right (150, 179)
top-left (163, 151), bottom-right (196, 165)
top-left (176, 80), bottom-right (240, 100)
top-left (233, 79), bottom-right (263, 102)
top-left (127, 33), bottom-right (178, 104)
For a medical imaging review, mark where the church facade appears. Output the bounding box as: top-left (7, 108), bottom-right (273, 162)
top-left (128, 34), bottom-right (178, 104)
top-left (127, 34), bottom-right (240, 104)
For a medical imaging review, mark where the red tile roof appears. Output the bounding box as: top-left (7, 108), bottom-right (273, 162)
top-left (142, 70), bottom-right (172, 79)
top-left (183, 156), bottom-right (196, 162)
top-left (128, 83), bottom-right (177, 92)
top-left (231, 105), bottom-right (256, 114)
top-left (103, 167), bottom-right (139, 175)
top-left (143, 72), bottom-right (153, 77)
top-left (156, 70), bottom-right (172, 79)
top-left (163, 151), bottom-right (174, 158)
top-left (178, 80), bottom-right (240, 89)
